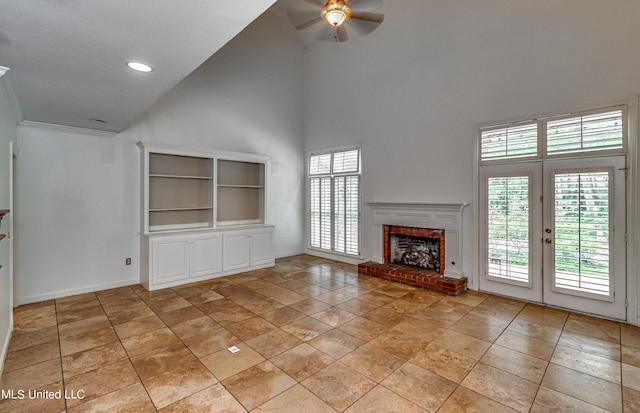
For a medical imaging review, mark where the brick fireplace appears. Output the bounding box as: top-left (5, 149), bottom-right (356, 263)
top-left (358, 203), bottom-right (469, 296)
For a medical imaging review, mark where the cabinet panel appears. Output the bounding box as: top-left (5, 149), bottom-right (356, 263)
top-left (153, 239), bottom-right (189, 283)
top-left (251, 230), bottom-right (274, 266)
top-left (191, 235), bottom-right (222, 277)
top-left (223, 234), bottom-right (251, 271)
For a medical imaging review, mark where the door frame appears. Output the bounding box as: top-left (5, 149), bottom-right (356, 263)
top-left (472, 96), bottom-right (638, 324)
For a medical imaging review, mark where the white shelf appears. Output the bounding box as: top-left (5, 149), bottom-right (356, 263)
top-left (149, 207), bottom-right (213, 212)
top-left (150, 174), bottom-right (212, 180)
top-left (217, 184), bottom-right (264, 188)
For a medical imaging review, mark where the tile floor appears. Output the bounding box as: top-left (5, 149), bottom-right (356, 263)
top-left (1, 255), bottom-right (639, 412)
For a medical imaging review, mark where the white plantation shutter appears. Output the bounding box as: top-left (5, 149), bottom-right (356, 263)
top-left (546, 109), bottom-right (625, 156)
top-left (309, 148), bottom-right (360, 256)
top-left (481, 123), bottom-right (538, 162)
top-left (481, 106), bottom-right (626, 163)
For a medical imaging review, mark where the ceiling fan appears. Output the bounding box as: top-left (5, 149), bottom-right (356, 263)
top-left (287, 0), bottom-right (385, 43)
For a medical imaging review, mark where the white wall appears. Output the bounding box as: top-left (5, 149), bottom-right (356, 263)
top-left (0, 69), bottom-right (21, 375)
top-left (16, 123), bottom-right (140, 303)
top-left (15, 9), bottom-right (305, 304)
top-left (302, 0), bottom-right (640, 320)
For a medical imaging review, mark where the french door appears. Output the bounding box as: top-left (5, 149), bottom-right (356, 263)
top-left (479, 155), bottom-right (626, 320)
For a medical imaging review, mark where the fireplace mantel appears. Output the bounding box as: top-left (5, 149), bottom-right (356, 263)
top-left (368, 202), bottom-right (469, 279)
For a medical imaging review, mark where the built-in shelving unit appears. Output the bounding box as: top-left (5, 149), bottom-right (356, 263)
top-left (137, 143), bottom-right (274, 291)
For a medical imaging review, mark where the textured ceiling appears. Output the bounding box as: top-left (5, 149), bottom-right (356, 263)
top-left (0, 0), bottom-right (277, 132)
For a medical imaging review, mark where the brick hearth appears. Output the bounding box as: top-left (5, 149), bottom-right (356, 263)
top-left (358, 261), bottom-right (467, 296)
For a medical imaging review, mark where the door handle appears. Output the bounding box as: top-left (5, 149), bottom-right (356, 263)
top-left (544, 238), bottom-right (552, 244)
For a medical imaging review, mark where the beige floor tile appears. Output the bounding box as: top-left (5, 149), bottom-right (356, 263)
top-left (271, 343), bottom-right (335, 381)
top-left (64, 359), bottom-right (139, 408)
top-left (0, 358), bottom-right (62, 391)
top-left (432, 330), bottom-right (491, 361)
top-left (308, 329), bottom-right (365, 359)
top-left (57, 315), bottom-right (112, 339)
top-left (412, 307), bottom-right (463, 328)
top-left (623, 386), bottom-right (640, 413)
top-left (516, 304), bottom-right (569, 329)
top-left (246, 328), bottom-right (303, 358)
top-left (155, 305), bottom-right (206, 326)
top-left (622, 345), bottom-right (640, 368)
top-left (311, 307), bottom-right (358, 327)
top-left (296, 285), bottom-right (332, 298)
top-left (113, 314), bottom-right (166, 339)
top-left (531, 386), bottom-right (609, 413)
top-left (369, 329), bottom-right (427, 359)
top-left (481, 345), bottom-right (548, 383)
top-left (356, 291), bottom-right (397, 306)
top-left (302, 362), bottom-right (376, 412)
top-left (337, 317), bottom-right (388, 342)
top-left (438, 386), bottom-right (518, 413)
top-left (130, 342), bottom-right (197, 381)
top-left (345, 385), bottom-right (427, 413)
top-left (272, 290), bottom-right (308, 306)
top-left (260, 306), bottom-right (307, 327)
top-left (541, 363), bottom-right (622, 413)
top-left (289, 298), bottom-right (332, 316)
top-left (622, 324), bottom-right (640, 349)
top-left (67, 382), bottom-right (156, 413)
top-left (57, 304), bottom-right (107, 325)
top-left (253, 384), bottom-right (335, 413)
top-left (622, 363), bottom-right (640, 391)
top-left (494, 329), bottom-right (556, 361)
top-left (465, 307), bottom-right (515, 329)
top-left (222, 361), bottom-right (296, 411)
top-left (59, 326), bottom-right (120, 356)
top-left (552, 345), bottom-right (621, 383)
top-left (12, 304), bottom-right (57, 330)
top-left (336, 299), bottom-right (381, 316)
top-left (507, 318), bottom-right (562, 344)
top-left (6, 326), bottom-right (58, 352)
top-left (200, 342), bottom-right (265, 381)
top-left (450, 316), bottom-right (505, 342)
top-left (394, 317), bottom-right (446, 342)
top-left (62, 341), bottom-right (128, 379)
top-left (363, 307), bottom-right (408, 328)
top-left (0, 381), bottom-right (66, 413)
top-left (382, 362), bottom-right (456, 412)
top-left (409, 343), bottom-right (476, 383)
top-left (143, 359), bottom-right (217, 410)
top-left (3, 340), bottom-right (60, 373)
top-left (558, 330), bottom-right (621, 361)
top-left (429, 297), bottom-right (474, 316)
top-left (461, 363), bottom-right (538, 413)
top-left (168, 315), bottom-right (221, 340)
top-left (340, 344), bottom-right (404, 382)
top-left (446, 290), bottom-right (489, 307)
top-left (182, 327), bottom-right (240, 358)
top-left (120, 327), bottom-right (182, 358)
top-left (564, 313), bottom-right (621, 344)
top-left (282, 317), bottom-right (333, 342)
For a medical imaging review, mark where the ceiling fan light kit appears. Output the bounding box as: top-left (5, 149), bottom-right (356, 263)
top-left (322, 0), bottom-right (352, 27)
top-left (290, 0), bottom-right (385, 43)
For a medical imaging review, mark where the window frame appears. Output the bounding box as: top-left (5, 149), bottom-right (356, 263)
top-left (479, 105), bottom-right (627, 166)
top-left (308, 146), bottom-right (362, 258)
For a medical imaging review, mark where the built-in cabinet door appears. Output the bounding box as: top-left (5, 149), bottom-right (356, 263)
top-left (250, 230), bottom-right (274, 266)
top-left (190, 234), bottom-right (222, 278)
top-left (152, 238), bottom-right (189, 284)
top-left (223, 233), bottom-right (251, 271)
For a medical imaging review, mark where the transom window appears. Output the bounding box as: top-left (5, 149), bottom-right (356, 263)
top-left (480, 106), bottom-right (626, 163)
top-left (309, 148), bottom-right (360, 256)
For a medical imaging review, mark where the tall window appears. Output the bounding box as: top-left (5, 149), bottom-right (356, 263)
top-left (309, 148), bottom-right (360, 256)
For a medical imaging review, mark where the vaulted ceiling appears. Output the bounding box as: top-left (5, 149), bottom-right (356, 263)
top-left (0, 1), bottom-right (278, 132)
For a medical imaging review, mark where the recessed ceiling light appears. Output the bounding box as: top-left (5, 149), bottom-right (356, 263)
top-left (126, 61), bottom-right (153, 73)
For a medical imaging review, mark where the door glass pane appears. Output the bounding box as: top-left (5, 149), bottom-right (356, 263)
top-left (487, 176), bottom-right (531, 284)
top-left (554, 171), bottom-right (611, 296)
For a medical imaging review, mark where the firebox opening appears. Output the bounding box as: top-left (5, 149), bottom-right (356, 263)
top-left (389, 234), bottom-right (441, 272)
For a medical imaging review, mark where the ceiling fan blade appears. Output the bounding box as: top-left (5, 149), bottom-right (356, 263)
top-left (303, 0), bottom-right (324, 7)
top-left (348, 15), bottom-right (383, 36)
top-left (350, 10), bottom-right (384, 24)
top-left (296, 17), bottom-right (323, 31)
top-left (348, 0), bottom-right (384, 11)
top-left (336, 25), bottom-right (349, 42)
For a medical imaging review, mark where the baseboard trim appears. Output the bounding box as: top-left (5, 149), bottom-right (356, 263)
top-left (275, 249), bottom-right (306, 259)
top-left (17, 277), bottom-right (140, 306)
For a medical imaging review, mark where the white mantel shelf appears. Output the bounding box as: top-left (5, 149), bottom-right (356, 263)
top-left (368, 202), bottom-right (470, 279)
